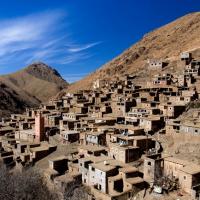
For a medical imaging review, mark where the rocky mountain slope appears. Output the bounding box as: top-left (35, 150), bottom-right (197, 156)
top-left (66, 12), bottom-right (200, 93)
top-left (0, 62), bottom-right (68, 117)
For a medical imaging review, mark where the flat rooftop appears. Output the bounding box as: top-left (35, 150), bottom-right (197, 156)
top-left (16, 129), bottom-right (35, 135)
top-left (180, 165), bottom-right (200, 175)
top-left (61, 130), bottom-right (80, 134)
top-left (86, 131), bottom-right (104, 136)
top-left (116, 134), bottom-right (152, 141)
top-left (80, 155), bottom-right (112, 164)
top-left (49, 155), bottom-right (67, 162)
top-left (119, 166), bottom-right (138, 173)
top-left (78, 144), bottom-right (107, 152)
top-left (91, 159), bottom-right (130, 172)
top-left (138, 116), bottom-right (161, 121)
top-left (91, 162), bottom-right (116, 172)
top-left (164, 156), bottom-right (200, 175)
top-left (0, 126), bottom-right (15, 131)
top-left (115, 124), bottom-right (144, 131)
top-left (30, 144), bottom-right (55, 152)
top-left (126, 177), bottom-right (144, 185)
top-left (110, 143), bottom-right (140, 150)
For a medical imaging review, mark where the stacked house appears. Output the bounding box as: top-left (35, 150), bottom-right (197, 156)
top-left (1, 52), bottom-right (200, 199)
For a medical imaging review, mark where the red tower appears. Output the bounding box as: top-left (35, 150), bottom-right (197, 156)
top-left (35, 112), bottom-right (45, 142)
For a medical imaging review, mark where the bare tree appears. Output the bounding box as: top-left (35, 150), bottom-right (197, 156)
top-left (70, 187), bottom-right (88, 200)
top-left (0, 163), bottom-right (89, 200)
top-left (0, 164), bottom-right (59, 200)
top-left (62, 181), bottom-right (88, 200)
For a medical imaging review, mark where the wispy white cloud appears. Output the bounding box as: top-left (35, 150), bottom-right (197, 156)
top-left (0, 10), bottom-right (102, 70)
top-left (0, 11), bottom-right (65, 57)
top-left (59, 52), bottom-right (93, 65)
top-left (67, 42), bottom-right (101, 53)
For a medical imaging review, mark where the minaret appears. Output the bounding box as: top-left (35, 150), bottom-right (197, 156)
top-left (35, 112), bottom-right (45, 142)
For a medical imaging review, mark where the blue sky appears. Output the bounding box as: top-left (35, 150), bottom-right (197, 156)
top-left (0, 0), bottom-right (200, 82)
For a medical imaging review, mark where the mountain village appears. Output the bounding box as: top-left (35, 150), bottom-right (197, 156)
top-left (1, 52), bottom-right (200, 200)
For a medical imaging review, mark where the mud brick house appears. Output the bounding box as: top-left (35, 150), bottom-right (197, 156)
top-left (180, 52), bottom-right (192, 61)
top-left (143, 153), bottom-right (164, 183)
top-left (85, 131), bottom-right (106, 146)
top-left (79, 155), bottom-right (112, 186)
top-left (72, 103), bottom-right (89, 114)
top-left (42, 104), bottom-right (56, 111)
top-left (164, 157), bottom-right (200, 198)
top-left (29, 144), bottom-right (56, 163)
top-left (126, 107), bottom-right (161, 119)
top-left (0, 126), bottom-right (14, 136)
top-left (125, 113), bottom-right (139, 125)
top-left (152, 74), bottom-right (172, 86)
top-left (139, 116), bottom-right (164, 133)
top-left (78, 145), bottom-right (107, 157)
top-left (144, 154), bottom-right (200, 199)
top-left (88, 159), bottom-right (145, 200)
top-left (49, 156), bottom-right (68, 174)
top-left (165, 120), bottom-right (181, 135)
top-left (15, 129), bottom-right (36, 142)
top-left (166, 112), bottom-right (200, 136)
top-left (159, 103), bottom-right (185, 119)
top-left (109, 143), bottom-right (140, 163)
top-left (184, 60), bottom-right (200, 77)
top-left (59, 118), bottom-right (77, 130)
top-left (46, 114), bottom-right (61, 127)
top-left (62, 113), bottom-right (88, 121)
top-left (107, 166), bottom-right (144, 199)
top-left (93, 79), bottom-right (107, 89)
top-left (111, 99), bottom-right (135, 117)
top-left (61, 130), bottom-right (80, 143)
top-left (138, 91), bottom-right (159, 102)
top-left (115, 125), bottom-right (145, 136)
top-left (2, 50), bottom-right (200, 200)
top-left (174, 74), bottom-right (185, 87)
top-left (180, 121), bottom-right (200, 135)
top-left (62, 95), bottom-right (73, 108)
top-left (148, 59), bottom-right (165, 70)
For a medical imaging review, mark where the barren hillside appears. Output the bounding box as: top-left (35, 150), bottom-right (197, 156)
top-left (66, 12), bottom-right (200, 93)
top-left (0, 62), bottom-right (68, 117)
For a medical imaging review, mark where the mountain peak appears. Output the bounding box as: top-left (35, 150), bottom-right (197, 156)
top-left (25, 62), bottom-right (63, 79)
top-left (0, 62), bottom-right (69, 117)
top-left (24, 62), bottom-right (67, 86)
